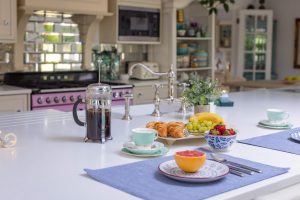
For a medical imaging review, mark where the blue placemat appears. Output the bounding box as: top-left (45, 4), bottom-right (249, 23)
top-left (239, 127), bottom-right (300, 155)
top-left (84, 154), bottom-right (288, 200)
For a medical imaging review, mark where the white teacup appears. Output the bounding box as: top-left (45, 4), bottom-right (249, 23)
top-left (267, 108), bottom-right (289, 122)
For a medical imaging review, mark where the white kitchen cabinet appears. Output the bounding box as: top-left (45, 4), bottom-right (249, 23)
top-left (133, 84), bottom-right (169, 105)
top-left (19, 0), bottom-right (110, 16)
top-left (0, 94), bottom-right (30, 112)
top-left (237, 10), bottom-right (273, 80)
top-left (0, 0), bottom-right (16, 43)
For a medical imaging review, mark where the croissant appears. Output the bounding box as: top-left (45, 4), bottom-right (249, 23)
top-left (154, 122), bottom-right (168, 137)
top-left (167, 122), bottom-right (185, 138)
top-left (146, 121), bottom-right (156, 129)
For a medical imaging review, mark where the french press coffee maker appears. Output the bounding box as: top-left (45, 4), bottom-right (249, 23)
top-left (72, 83), bottom-right (112, 143)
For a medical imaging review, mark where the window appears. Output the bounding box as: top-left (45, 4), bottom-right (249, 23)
top-left (24, 11), bottom-right (82, 72)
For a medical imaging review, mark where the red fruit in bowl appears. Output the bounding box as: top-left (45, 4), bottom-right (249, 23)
top-left (228, 128), bottom-right (236, 135)
top-left (214, 124), bottom-right (226, 134)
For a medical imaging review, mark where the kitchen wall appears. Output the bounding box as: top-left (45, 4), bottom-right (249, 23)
top-left (0, 43), bottom-right (14, 73)
top-left (265, 0), bottom-right (300, 79)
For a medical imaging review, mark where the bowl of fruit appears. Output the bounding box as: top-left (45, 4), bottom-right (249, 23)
top-left (205, 124), bottom-right (237, 151)
top-left (186, 112), bottom-right (225, 136)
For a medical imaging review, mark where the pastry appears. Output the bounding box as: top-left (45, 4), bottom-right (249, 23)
top-left (146, 121), bottom-right (156, 129)
top-left (167, 122), bottom-right (185, 138)
top-left (154, 122), bottom-right (168, 137)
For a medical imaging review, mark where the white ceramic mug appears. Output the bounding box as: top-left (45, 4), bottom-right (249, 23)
top-left (267, 108), bottom-right (289, 122)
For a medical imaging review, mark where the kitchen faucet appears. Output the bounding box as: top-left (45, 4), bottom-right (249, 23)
top-left (128, 63), bottom-right (181, 116)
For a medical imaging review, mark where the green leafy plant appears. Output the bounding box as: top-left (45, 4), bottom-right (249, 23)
top-left (197, 0), bottom-right (235, 15)
top-left (183, 77), bottom-right (221, 106)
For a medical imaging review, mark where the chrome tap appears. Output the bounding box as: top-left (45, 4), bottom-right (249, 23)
top-left (128, 63), bottom-right (179, 116)
top-left (152, 84), bottom-right (162, 117)
top-left (128, 63), bottom-right (176, 101)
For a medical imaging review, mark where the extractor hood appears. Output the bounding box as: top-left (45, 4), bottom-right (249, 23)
top-left (18, 0), bottom-right (112, 17)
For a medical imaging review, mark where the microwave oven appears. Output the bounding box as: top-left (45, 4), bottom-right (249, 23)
top-left (118, 6), bottom-right (160, 42)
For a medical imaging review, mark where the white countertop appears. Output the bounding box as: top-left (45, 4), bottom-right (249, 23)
top-left (103, 79), bottom-right (170, 87)
top-left (1, 89), bottom-right (300, 200)
top-left (0, 85), bottom-right (31, 95)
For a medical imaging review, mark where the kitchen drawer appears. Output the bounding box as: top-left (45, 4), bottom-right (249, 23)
top-left (0, 94), bottom-right (29, 112)
top-left (133, 85), bottom-right (169, 105)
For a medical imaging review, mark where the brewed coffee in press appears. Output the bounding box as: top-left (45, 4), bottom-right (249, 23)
top-left (73, 83), bottom-right (112, 143)
top-left (86, 108), bottom-right (111, 140)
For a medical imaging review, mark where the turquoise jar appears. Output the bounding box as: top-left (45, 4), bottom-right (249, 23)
top-left (191, 50), bottom-right (208, 68)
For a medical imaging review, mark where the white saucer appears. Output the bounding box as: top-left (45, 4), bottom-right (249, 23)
top-left (158, 160), bottom-right (229, 183)
top-left (123, 141), bottom-right (164, 155)
top-left (259, 119), bottom-right (291, 127)
top-left (121, 147), bottom-right (168, 157)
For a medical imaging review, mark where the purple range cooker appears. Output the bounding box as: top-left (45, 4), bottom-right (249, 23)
top-left (3, 71), bottom-right (133, 111)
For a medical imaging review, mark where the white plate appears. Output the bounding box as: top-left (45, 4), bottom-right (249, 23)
top-left (158, 130), bottom-right (205, 145)
top-left (290, 132), bottom-right (300, 142)
top-left (257, 123), bottom-right (292, 130)
top-left (123, 141), bottom-right (164, 155)
top-left (259, 120), bottom-right (291, 127)
top-left (158, 160), bottom-right (229, 183)
top-left (121, 147), bottom-right (168, 157)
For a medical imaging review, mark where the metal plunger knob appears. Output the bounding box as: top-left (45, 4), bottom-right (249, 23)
top-left (122, 94), bottom-right (133, 120)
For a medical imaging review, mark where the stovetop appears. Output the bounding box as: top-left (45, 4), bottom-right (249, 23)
top-left (3, 71), bottom-right (133, 93)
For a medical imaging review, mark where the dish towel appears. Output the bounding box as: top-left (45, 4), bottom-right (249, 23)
top-left (84, 154), bottom-right (288, 200)
top-left (239, 127), bottom-right (300, 155)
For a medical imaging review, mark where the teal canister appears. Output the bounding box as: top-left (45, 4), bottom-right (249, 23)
top-left (191, 50), bottom-right (208, 68)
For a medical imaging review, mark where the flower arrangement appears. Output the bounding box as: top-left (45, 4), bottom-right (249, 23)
top-left (183, 77), bottom-right (221, 106)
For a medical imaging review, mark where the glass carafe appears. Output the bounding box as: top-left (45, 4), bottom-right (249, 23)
top-left (73, 83), bottom-right (112, 143)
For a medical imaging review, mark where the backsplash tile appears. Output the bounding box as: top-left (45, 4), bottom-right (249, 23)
top-left (0, 43), bottom-right (14, 73)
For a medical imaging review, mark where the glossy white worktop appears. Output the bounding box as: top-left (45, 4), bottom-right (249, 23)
top-left (1, 89), bottom-right (300, 200)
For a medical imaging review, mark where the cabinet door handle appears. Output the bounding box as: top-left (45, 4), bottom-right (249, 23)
top-left (3, 20), bottom-right (9, 26)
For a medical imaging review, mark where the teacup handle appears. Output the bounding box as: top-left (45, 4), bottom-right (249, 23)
top-left (283, 112), bottom-right (290, 119)
top-left (154, 131), bottom-right (158, 140)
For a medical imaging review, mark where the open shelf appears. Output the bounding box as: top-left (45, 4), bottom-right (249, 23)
top-left (176, 37), bottom-right (212, 41)
top-left (177, 67), bottom-right (212, 72)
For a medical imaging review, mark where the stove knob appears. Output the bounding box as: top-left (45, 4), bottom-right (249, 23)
top-left (70, 96), bottom-right (75, 102)
top-left (113, 92), bottom-right (119, 98)
top-left (37, 97), bottom-right (43, 104)
top-left (54, 97), bottom-right (59, 103)
top-left (77, 95), bottom-right (82, 100)
top-left (62, 96), bottom-right (67, 102)
top-left (46, 97), bottom-right (51, 104)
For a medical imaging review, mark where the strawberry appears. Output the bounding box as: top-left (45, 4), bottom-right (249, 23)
top-left (228, 128), bottom-right (236, 135)
top-left (214, 124), bottom-right (226, 134)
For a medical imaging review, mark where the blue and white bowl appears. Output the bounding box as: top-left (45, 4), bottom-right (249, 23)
top-left (204, 134), bottom-right (236, 150)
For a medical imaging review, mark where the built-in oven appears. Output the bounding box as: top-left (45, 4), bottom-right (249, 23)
top-left (118, 6), bottom-right (160, 42)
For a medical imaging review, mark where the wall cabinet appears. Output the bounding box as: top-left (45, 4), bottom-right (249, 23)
top-left (0, 94), bottom-right (30, 112)
top-left (237, 10), bottom-right (273, 80)
top-left (0, 0), bottom-right (16, 43)
top-left (19, 0), bottom-right (110, 16)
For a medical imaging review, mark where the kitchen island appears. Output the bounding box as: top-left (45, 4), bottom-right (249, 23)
top-left (1, 89), bottom-right (300, 200)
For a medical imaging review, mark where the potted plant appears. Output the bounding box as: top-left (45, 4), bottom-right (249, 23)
top-left (197, 0), bottom-right (235, 15)
top-left (183, 77), bottom-right (221, 113)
